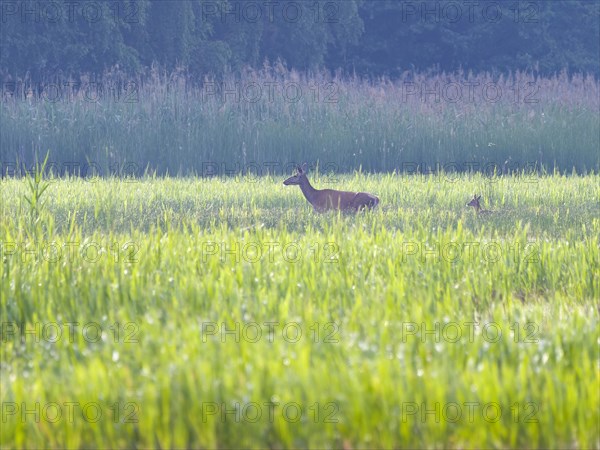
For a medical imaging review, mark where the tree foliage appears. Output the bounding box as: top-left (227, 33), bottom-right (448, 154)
top-left (1, 0), bottom-right (598, 79)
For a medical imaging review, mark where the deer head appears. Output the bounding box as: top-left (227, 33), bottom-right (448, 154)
top-left (467, 194), bottom-right (481, 210)
top-left (283, 163), bottom-right (308, 186)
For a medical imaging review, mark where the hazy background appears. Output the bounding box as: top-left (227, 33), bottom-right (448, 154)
top-left (1, 1), bottom-right (599, 175)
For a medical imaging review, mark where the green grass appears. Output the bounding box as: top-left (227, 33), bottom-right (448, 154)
top-left (1, 173), bottom-right (598, 448)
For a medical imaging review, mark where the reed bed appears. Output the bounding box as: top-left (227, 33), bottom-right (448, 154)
top-left (1, 66), bottom-right (599, 175)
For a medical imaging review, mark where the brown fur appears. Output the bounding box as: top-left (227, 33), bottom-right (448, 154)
top-left (284, 164), bottom-right (379, 212)
top-left (467, 194), bottom-right (492, 214)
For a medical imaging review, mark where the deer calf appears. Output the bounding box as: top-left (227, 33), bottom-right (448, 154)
top-left (283, 164), bottom-right (379, 212)
top-left (467, 194), bottom-right (493, 214)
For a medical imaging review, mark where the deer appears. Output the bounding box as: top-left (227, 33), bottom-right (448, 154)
top-left (283, 164), bottom-right (379, 212)
top-left (467, 194), bottom-right (493, 214)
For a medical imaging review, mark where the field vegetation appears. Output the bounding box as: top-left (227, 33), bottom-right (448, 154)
top-left (2, 67), bottom-right (599, 176)
top-left (2, 1), bottom-right (599, 447)
top-left (1, 168), bottom-right (598, 448)
top-left (1, 64), bottom-right (599, 448)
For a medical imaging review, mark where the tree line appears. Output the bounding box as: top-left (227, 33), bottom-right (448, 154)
top-left (1, 0), bottom-right (599, 80)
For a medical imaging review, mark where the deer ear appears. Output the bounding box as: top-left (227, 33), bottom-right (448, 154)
top-left (477, 195), bottom-right (481, 200)
top-left (301, 163), bottom-right (308, 172)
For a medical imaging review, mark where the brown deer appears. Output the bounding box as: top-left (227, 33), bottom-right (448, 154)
top-left (467, 194), bottom-right (492, 214)
top-left (283, 164), bottom-right (379, 212)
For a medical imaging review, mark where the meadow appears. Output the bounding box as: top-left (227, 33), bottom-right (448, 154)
top-left (1, 169), bottom-right (598, 448)
top-left (1, 66), bottom-right (599, 448)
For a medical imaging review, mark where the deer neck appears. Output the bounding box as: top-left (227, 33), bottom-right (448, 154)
top-left (299, 177), bottom-right (319, 206)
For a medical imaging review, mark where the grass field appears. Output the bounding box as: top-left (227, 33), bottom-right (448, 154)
top-left (1, 171), bottom-right (598, 448)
